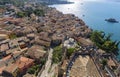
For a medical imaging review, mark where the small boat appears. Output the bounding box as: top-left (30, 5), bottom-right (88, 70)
top-left (105, 18), bottom-right (119, 23)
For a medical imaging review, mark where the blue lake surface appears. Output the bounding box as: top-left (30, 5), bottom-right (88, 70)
top-left (49, 0), bottom-right (120, 59)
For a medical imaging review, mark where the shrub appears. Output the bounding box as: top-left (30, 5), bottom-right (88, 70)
top-left (34, 9), bottom-right (45, 16)
top-left (8, 33), bottom-right (17, 39)
top-left (67, 48), bottom-right (75, 58)
top-left (16, 12), bottom-right (26, 18)
top-left (52, 46), bottom-right (62, 63)
top-left (27, 65), bottom-right (40, 74)
top-left (90, 30), bottom-right (119, 54)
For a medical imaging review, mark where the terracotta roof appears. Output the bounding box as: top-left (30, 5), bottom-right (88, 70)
top-left (0, 17), bottom-right (13, 21)
top-left (6, 47), bottom-right (20, 54)
top-left (2, 55), bottom-right (12, 61)
top-left (0, 34), bottom-right (8, 39)
top-left (0, 66), bottom-right (6, 74)
top-left (15, 56), bottom-right (34, 71)
top-left (108, 58), bottom-right (116, 67)
top-left (23, 73), bottom-right (36, 77)
top-left (27, 33), bottom-right (35, 38)
top-left (76, 37), bottom-right (93, 46)
top-left (51, 34), bottom-right (63, 40)
top-left (3, 64), bottom-right (18, 73)
top-left (9, 40), bottom-right (18, 48)
top-left (26, 45), bottom-right (46, 59)
top-left (0, 17), bottom-right (22, 24)
top-left (0, 43), bottom-right (9, 51)
top-left (35, 37), bottom-right (51, 47)
top-left (0, 30), bottom-right (11, 34)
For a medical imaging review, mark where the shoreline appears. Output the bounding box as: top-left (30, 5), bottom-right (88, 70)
top-left (49, 1), bottom-right (120, 60)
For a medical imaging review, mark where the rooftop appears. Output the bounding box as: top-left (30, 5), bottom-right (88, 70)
top-left (0, 66), bottom-right (6, 74)
top-left (75, 37), bottom-right (93, 46)
top-left (15, 56), bottom-right (34, 70)
top-left (3, 64), bottom-right (18, 73)
top-left (0, 43), bottom-right (9, 52)
top-left (70, 55), bottom-right (101, 77)
top-left (26, 45), bottom-right (46, 59)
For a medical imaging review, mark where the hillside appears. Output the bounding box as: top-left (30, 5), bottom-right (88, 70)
top-left (0, 0), bottom-right (28, 6)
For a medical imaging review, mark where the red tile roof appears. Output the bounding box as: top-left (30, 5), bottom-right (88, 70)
top-left (2, 55), bottom-right (12, 61)
top-left (0, 66), bottom-right (6, 74)
top-left (15, 56), bottom-right (34, 72)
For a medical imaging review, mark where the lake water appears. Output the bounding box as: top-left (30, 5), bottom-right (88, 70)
top-left (49, 0), bottom-right (120, 59)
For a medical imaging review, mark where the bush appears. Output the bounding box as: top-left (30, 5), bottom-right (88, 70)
top-left (40, 58), bottom-right (46, 65)
top-left (90, 30), bottom-right (119, 54)
top-left (16, 12), bottom-right (26, 18)
top-left (52, 46), bottom-right (62, 63)
top-left (67, 48), bottom-right (75, 58)
top-left (34, 9), bottom-right (45, 16)
top-left (8, 33), bottom-right (17, 39)
top-left (27, 65), bottom-right (40, 74)
top-left (101, 59), bottom-right (107, 69)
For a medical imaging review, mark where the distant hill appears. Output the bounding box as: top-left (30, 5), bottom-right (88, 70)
top-left (37, 0), bottom-right (73, 5)
top-left (0, 0), bottom-right (28, 6)
top-left (0, 0), bottom-right (73, 6)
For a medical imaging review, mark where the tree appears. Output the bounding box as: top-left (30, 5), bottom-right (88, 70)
top-left (90, 30), bottom-right (105, 46)
top-left (52, 46), bottom-right (62, 63)
top-left (24, 7), bottom-right (34, 17)
top-left (40, 58), bottom-right (46, 65)
top-left (101, 59), bottom-right (107, 69)
top-left (34, 9), bottom-right (45, 16)
top-left (27, 65), bottom-right (40, 74)
top-left (8, 33), bottom-right (17, 39)
top-left (101, 40), bottom-right (119, 53)
top-left (90, 30), bottom-right (119, 55)
top-left (67, 48), bottom-right (75, 58)
top-left (16, 12), bottom-right (26, 18)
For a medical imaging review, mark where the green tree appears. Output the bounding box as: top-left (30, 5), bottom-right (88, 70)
top-left (102, 40), bottom-right (119, 54)
top-left (8, 33), bottom-right (17, 39)
top-left (90, 30), bottom-right (119, 54)
top-left (52, 46), bottom-right (62, 63)
top-left (16, 12), bottom-right (26, 18)
top-left (90, 30), bottom-right (105, 46)
top-left (24, 7), bottom-right (34, 17)
top-left (27, 65), bottom-right (40, 74)
top-left (34, 9), bottom-right (45, 16)
top-left (40, 58), bottom-right (46, 65)
top-left (67, 48), bottom-right (75, 58)
top-left (101, 59), bottom-right (107, 69)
